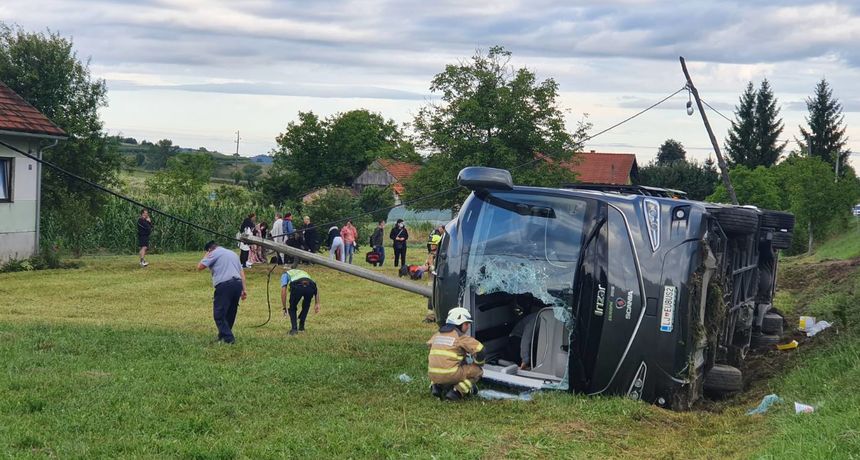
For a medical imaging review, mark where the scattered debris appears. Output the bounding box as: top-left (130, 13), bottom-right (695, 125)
top-left (777, 340), bottom-right (799, 351)
top-left (398, 373), bottom-right (413, 383)
top-left (807, 320), bottom-right (832, 337)
top-left (799, 316), bottom-right (816, 333)
top-left (794, 402), bottom-right (815, 414)
top-left (477, 389), bottom-right (534, 401)
top-left (746, 394), bottom-right (782, 415)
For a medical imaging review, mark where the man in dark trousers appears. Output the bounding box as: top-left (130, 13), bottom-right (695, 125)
top-left (281, 267), bottom-right (321, 336)
top-left (137, 209), bottom-right (153, 267)
top-left (389, 219), bottom-right (409, 267)
top-left (197, 241), bottom-right (247, 344)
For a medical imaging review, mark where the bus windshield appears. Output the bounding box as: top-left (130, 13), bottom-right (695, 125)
top-left (464, 192), bottom-right (591, 324)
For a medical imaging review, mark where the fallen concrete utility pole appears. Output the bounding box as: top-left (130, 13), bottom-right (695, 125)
top-left (241, 235), bottom-right (433, 298)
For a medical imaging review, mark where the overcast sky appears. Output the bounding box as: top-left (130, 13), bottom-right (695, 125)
top-left (2, 0), bottom-right (860, 166)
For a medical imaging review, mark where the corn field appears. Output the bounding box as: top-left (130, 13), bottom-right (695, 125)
top-left (40, 193), bottom-right (443, 255)
top-left (41, 193), bottom-right (274, 254)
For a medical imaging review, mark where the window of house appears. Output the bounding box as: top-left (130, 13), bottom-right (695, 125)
top-left (0, 157), bottom-right (12, 202)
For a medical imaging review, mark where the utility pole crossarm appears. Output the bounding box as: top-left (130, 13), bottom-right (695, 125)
top-left (679, 56), bottom-right (739, 205)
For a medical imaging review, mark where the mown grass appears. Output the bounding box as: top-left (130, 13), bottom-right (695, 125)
top-left (1, 250), bottom-right (858, 458)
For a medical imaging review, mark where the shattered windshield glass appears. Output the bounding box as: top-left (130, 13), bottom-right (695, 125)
top-left (465, 192), bottom-right (589, 328)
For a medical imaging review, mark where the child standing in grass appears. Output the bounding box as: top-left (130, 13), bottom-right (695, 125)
top-left (137, 209), bottom-right (153, 267)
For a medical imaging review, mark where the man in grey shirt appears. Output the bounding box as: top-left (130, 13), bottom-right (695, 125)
top-left (197, 241), bottom-right (247, 344)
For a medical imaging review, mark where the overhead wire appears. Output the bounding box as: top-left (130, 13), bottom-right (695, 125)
top-left (508, 85), bottom-right (688, 173)
top-left (1, 84), bottom-right (690, 327)
top-left (0, 139), bottom-right (238, 242)
top-left (269, 84), bottom-right (690, 239)
top-left (700, 98), bottom-right (734, 124)
top-left (699, 98), bottom-right (837, 151)
top-left (6, 82), bottom-right (692, 246)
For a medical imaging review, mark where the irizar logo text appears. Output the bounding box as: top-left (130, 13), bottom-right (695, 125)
top-left (595, 283), bottom-right (606, 317)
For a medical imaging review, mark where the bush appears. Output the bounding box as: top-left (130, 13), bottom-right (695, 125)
top-left (709, 156), bottom-right (860, 254)
top-left (0, 249), bottom-right (79, 273)
top-left (357, 186), bottom-right (395, 222)
top-left (303, 188), bottom-right (366, 249)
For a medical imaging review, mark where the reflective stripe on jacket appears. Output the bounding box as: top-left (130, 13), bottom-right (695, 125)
top-left (426, 326), bottom-right (485, 376)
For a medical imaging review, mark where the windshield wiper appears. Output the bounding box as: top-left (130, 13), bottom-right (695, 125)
top-left (477, 191), bottom-right (556, 218)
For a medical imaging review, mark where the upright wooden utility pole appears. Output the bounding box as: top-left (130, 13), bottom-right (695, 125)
top-left (234, 130), bottom-right (241, 170)
top-left (679, 56), bottom-right (738, 205)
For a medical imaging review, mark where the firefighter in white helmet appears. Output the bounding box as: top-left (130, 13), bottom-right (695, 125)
top-left (426, 307), bottom-right (486, 400)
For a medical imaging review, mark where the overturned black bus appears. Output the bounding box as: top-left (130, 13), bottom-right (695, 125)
top-left (431, 167), bottom-right (795, 410)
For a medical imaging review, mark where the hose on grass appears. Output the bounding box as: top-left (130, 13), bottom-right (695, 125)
top-left (254, 263), bottom-right (278, 328)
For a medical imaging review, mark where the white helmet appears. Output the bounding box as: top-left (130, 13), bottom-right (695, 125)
top-left (446, 307), bottom-right (473, 326)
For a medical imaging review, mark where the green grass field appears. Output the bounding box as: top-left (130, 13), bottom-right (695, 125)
top-left (1, 245), bottom-right (859, 458)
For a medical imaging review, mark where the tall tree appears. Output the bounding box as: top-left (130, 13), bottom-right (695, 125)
top-left (656, 139), bottom-right (686, 165)
top-left (798, 79), bottom-right (849, 176)
top-left (753, 79), bottom-right (786, 166)
top-left (0, 24), bottom-right (121, 252)
top-left (725, 82), bottom-right (758, 167)
top-left (636, 158), bottom-right (718, 201)
top-left (241, 163), bottom-right (262, 189)
top-left (407, 46), bottom-right (585, 210)
top-left (263, 109), bottom-right (417, 204)
top-left (324, 109), bottom-right (419, 185)
top-left (146, 153), bottom-right (215, 196)
top-left (146, 139), bottom-right (178, 170)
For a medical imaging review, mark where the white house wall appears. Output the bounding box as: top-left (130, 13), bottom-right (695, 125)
top-left (0, 136), bottom-right (39, 262)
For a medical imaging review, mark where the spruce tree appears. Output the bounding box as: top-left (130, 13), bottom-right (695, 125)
top-left (798, 79), bottom-right (849, 176)
top-left (656, 139), bottom-right (686, 165)
top-left (725, 82), bottom-right (757, 166)
top-left (753, 79), bottom-right (786, 167)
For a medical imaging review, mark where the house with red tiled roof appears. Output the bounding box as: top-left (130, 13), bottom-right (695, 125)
top-left (353, 158), bottom-right (422, 204)
top-left (353, 159), bottom-right (453, 225)
top-left (539, 151), bottom-right (638, 185)
top-left (0, 81), bottom-right (66, 262)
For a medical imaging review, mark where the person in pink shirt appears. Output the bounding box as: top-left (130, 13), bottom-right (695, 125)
top-left (340, 219), bottom-right (359, 264)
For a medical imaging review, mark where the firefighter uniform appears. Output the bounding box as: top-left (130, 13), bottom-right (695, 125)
top-left (426, 324), bottom-right (486, 396)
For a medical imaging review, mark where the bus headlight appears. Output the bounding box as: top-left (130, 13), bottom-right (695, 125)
top-left (644, 199), bottom-right (660, 252)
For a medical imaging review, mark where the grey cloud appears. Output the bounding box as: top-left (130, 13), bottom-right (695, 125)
top-left (787, 99), bottom-right (860, 113)
top-left (13, 0), bottom-right (860, 68)
top-left (5, 0), bottom-right (860, 100)
top-left (110, 81), bottom-right (427, 100)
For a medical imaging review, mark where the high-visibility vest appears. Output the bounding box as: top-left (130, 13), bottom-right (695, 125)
top-left (286, 269), bottom-right (313, 284)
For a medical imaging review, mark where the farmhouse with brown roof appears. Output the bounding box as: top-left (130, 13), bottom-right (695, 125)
top-left (0, 81), bottom-right (67, 262)
top-left (353, 158), bottom-right (422, 203)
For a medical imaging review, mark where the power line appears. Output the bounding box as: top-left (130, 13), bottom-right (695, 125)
top-left (507, 85), bottom-right (688, 173)
top-left (700, 98), bottom-right (734, 124)
top-left (7, 84), bottom-right (690, 244)
top-left (0, 139), bottom-right (238, 242)
top-left (271, 85), bottom-right (690, 237)
top-left (588, 87), bottom-right (689, 144)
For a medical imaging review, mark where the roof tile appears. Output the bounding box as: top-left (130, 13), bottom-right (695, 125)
top-left (539, 152), bottom-right (638, 185)
top-left (0, 81), bottom-right (66, 137)
top-left (377, 159), bottom-right (421, 181)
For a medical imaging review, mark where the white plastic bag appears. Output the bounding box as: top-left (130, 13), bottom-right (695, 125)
top-left (807, 320), bottom-right (832, 337)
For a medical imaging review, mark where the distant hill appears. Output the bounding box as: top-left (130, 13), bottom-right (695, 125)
top-left (115, 138), bottom-right (272, 181)
top-left (251, 155), bottom-right (273, 164)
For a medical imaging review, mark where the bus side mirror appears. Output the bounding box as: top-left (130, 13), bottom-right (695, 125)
top-left (457, 167), bottom-right (513, 191)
